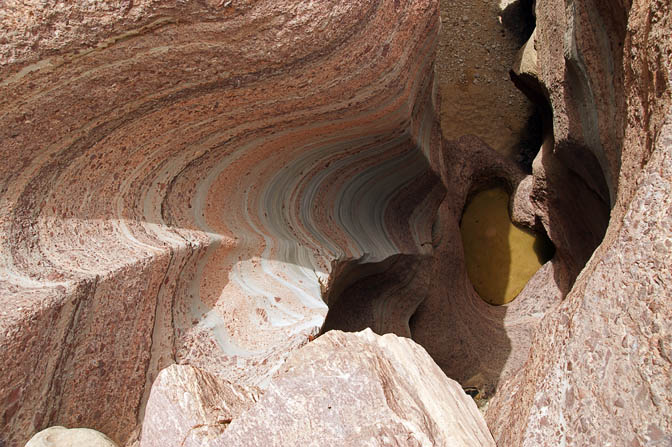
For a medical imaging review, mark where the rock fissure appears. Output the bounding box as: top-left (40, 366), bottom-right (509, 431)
top-left (2, 0), bottom-right (670, 445)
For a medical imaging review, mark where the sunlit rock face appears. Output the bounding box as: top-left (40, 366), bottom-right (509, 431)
top-left (1, 0), bottom-right (670, 445)
top-left (486, 0), bottom-right (672, 444)
top-left (0, 1), bottom-right (444, 444)
top-left (215, 329), bottom-right (496, 446)
top-left (142, 330), bottom-right (496, 447)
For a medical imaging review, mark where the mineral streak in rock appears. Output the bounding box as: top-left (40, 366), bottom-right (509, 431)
top-left (0, 1), bottom-right (444, 445)
top-left (1, 0), bottom-right (670, 445)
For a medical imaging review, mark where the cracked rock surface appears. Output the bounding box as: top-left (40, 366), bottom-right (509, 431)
top-left (208, 329), bottom-right (495, 447)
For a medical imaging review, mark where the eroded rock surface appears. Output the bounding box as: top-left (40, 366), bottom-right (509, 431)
top-left (216, 329), bottom-right (495, 446)
top-left (436, 0), bottom-right (536, 157)
top-left (0, 0), bottom-right (670, 445)
top-left (141, 365), bottom-right (260, 447)
top-left (0, 1), bottom-right (444, 444)
top-left (486, 0), bottom-right (672, 444)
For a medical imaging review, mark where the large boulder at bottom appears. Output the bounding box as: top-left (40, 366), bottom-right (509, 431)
top-left (215, 329), bottom-right (495, 446)
top-left (140, 364), bottom-right (261, 447)
top-left (26, 426), bottom-right (118, 447)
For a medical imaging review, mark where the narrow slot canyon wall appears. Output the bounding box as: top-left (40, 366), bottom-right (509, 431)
top-left (1, 0), bottom-right (671, 445)
top-left (0, 1), bottom-right (445, 444)
top-left (485, 0), bottom-right (672, 444)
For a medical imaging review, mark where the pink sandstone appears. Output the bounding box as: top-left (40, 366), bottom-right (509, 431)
top-left (0, 0), bottom-right (669, 445)
top-left (211, 329), bottom-right (495, 447)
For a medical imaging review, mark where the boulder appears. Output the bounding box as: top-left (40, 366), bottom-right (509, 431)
top-left (26, 427), bottom-right (117, 447)
top-left (141, 365), bottom-right (260, 447)
top-left (215, 329), bottom-right (495, 447)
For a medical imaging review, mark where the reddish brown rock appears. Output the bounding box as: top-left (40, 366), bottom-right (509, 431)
top-left (485, 0), bottom-right (672, 444)
top-left (0, 0), bottom-right (670, 444)
top-left (0, 0), bottom-right (445, 445)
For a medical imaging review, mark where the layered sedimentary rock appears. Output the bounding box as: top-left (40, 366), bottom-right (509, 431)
top-left (0, 1), bottom-right (444, 445)
top-left (1, 0), bottom-right (670, 444)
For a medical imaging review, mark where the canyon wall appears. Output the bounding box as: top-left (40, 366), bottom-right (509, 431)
top-left (1, 0), bottom-right (670, 445)
top-left (486, 0), bottom-right (672, 445)
top-left (0, 1), bottom-right (444, 444)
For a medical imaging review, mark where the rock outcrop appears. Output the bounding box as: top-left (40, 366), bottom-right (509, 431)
top-left (141, 365), bottom-right (260, 447)
top-left (485, 0), bottom-right (672, 444)
top-left (142, 329), bottom-right (495, 447)
top-left (0, 0), bottom-right (670, 445)
top-left (0, 1), bottom-right (444, 445)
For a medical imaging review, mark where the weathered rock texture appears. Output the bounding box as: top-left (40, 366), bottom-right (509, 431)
top-left (0, 1), bottom-right (445, 445)
top-left (485, 0), bottom-right (672, 445)
top-left (141, 365), bottom-right (260, 447)
top-left (0, 0), bottom-right (670, 445)
top-left (145, 329), bottom-right (495, 447)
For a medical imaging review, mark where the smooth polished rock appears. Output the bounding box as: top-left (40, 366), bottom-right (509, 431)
top-left (26, 426), bottom-right (117, 447)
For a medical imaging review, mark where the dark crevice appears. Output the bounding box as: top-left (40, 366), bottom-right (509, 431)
top-left (500, 0), bottom-right (537, 46)
top-left (407, 307), bottom-right (420, 339)
top-left (319, 254), bottom-right (428, 338)
top-left (515, 106), bottom-right (545, 173)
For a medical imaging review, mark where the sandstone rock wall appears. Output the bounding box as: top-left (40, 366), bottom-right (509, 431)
top-left (0, 1), bottom-right (444, 445)
top-left (0, 0), bottom-right (669, 445)
top-left (486, 0), bottom-right (672, 444)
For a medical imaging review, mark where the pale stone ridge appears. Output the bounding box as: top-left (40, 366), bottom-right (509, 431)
top-left (214, 329), bottom-right (496, 447)
top-left (26, 426), bottom-right (118, 447)
top-left (140, 364), bottom-right (260, 447)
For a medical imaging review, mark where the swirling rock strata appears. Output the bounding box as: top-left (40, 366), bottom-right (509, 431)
top-left (2, 0), bottom-right (670, 445)
top-left (321, 136), bottom-right (566, 400)
top-left (0, 1), bottom-right (443, 445)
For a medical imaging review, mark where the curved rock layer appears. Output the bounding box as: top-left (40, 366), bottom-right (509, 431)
top-left (2, 0), bottom-right (670, 445)
top-left (0, 1), bottom-right (444, 444)
top-left (321, 134), bottom-right (566, 402)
